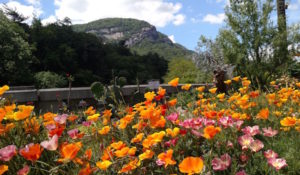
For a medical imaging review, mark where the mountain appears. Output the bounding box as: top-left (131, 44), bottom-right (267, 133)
top-left (73, 18), bottom-right (194, 60)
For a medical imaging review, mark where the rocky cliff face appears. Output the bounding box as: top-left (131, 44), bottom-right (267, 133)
top-left (73, 18), bottom-right (194, 60)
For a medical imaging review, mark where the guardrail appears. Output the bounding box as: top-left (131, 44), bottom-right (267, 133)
top-left (3, 84), bottom-right (212, 112)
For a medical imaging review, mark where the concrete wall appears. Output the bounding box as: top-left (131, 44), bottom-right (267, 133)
top-left (3, 84), bottom-right (211, 112)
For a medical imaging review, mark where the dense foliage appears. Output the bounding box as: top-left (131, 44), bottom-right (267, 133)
top-left (0, 76), bottom-right (299, 174)
top-left (0, 12), bottom-right (168, 87)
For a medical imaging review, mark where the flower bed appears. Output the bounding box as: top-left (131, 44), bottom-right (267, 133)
top-left (0, 77), bottom-right (300, 174)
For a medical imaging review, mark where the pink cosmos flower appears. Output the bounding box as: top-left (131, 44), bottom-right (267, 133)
top-left (17, 165), bottom-right (30, 175)
top-left (219, 116), bottom-right (233, 128)
top-left (164, 138), bottom-right (178, 147)
top-left (262, 127), bottom-right (278, 137)
top-left (264, 150), bottom-right (278, 159)
top-left (54, 114), bottom-right (68, 124)
top-left (67, 129), bottom-right (79, 139)
top-left (238, 135), bottom-right (254, 150)
top-left (40, 134), bottom-right (58, 151)
top-left (0, 145), bottom-right (17, 161)
top-left (166, 113), bottom-right (178, 122)
top-left (212, 153), bottom-right (232, 171)
top-left (268, 158), bottom-right (287, 171)
top-left (249, 139), bottom-right (264, 152)
top-left (242, 125), bottom-right (260, 136)
top-left (236, 170), bottom-right (247, 175)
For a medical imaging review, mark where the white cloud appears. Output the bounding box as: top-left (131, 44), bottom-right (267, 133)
top-left (26, 0), bottom-right (40, 6)
top-left (53, 0), bottom-right (185, 27)
top-left (203, 13), bottom-right (226, 24)
top-left (168, 35), bottom-right (176, 43)
top-left (42, 15), bottom-right (57, 25)
top-left (0, 1), bottom-right (43, 23)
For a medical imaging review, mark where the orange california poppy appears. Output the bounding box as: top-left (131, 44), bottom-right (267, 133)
top-left (157, 87), bottom-right (166, 97)
top-left (179, 157), bottom-right (204, 174)
top-left (256, 108), bottom-right (269, 120)
top-left (144, 91), bottom-right (156, 102)
top-left (19, 144), bottom-right (43, 162)
top-left (0, 165), bottom-right (8, 175)
top-left (78, 163), bottom-right (93, 175)
top-left (232, 76), bottom-right (240, 82)
top-left (168, 78), bottom-right (179, 87)
top-left (84, 106), bottom-right (96, 115)
top-left (68, 115), bottom-right (78, 122)
top-left (138, 149), bottom-right (154, 161)
top-left (110, 141), bottom-right (126, 150)
top-left (101, 147), bottom-right (113, 161)
top-left (157, 149), bottom-right (176, 168)
top-left (96, 160), bottom-right (112, 170)
top-left (98, 126), bottom-right (110, 135)
top-left (142, 131), bottom-right (165, 149)
top-left (209, 88), bottom-right (217, 94)
top-left (131, 133), bottom-right (144, 143)
top-left (224, 80), bottom-right (232, 85)
top-left (0, 85), bottom-right (9, 96)
top-left (118, 158), bottom-right (139, 174)
top-left (280, 117), bottom-right (297, 127)
top-left (203, 125), bottom-right (221, 139)
top-left (0, 123), bottom-right (15, 135)
top-left (58, 142), bottom-right (82, 163)
top-left (166, 127), bottom-right (180, 138)
top-left (0, 108), bottom-right (5, 122)
top-left (181, 84), bottom-right (192, 91)
top-left (14, 105), bottom-right (34, 121)
top-left (114, 147), bottom-right (130, 158)
top-left (168, 99), bottom-right (177, 107)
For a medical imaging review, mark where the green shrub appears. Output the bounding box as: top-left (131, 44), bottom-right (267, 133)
top-left (34, 71), bottom-right (67, 88)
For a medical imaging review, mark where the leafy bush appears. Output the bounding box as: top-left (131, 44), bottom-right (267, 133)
top-left (34, 71), bottom-right (67, 88)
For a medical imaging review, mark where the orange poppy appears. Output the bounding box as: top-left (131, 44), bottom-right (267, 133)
top-left (19, 144), bottom-right (43, 162)
top-left (101, 147), bottom-right (113, 161)
top-left (98, 126), bottom-right (110, 135)
top-left (131, 133), bottom-right (144, 143)
top-left (166, 127), bottom-right (180, 138)
top-left (0, 123), bottom-right (15, 135)
top-left (118, 158), bottom-right (139, 174)
top-left (84, 106), bottom-right (96, 115)
top-left (138, 150), bottom-right (154, 161)
top-left (144, 91), bottom-right (156, 102)
top-left (14, 105), bottom-right (34, 121)
top-left (168, 99), bottom-right (177, 107)
top-left (68, 115), bottom-right (78, 122)
top-left (203, 125), bottom-right (221, 139)
top-left (78, 163), bottom-right (93, 175)
top-left (157, 149), bottom-right (176, 168)
top-left (0, 85), bottom-right (9, 96)
top-left (58, 142), bottom-right (82, 163)
top-left (0, 108), bottom-right (5, 122)
top-left (110, 141), bottom-right (126, 150)
top-left (142, 131), bottom-right (165, 148)
top-left (181, 84), bottom-right (192, 91)
top-left (232, 76), bottom-right (240, 82)
top-left (179, 157), bottom-right (204, 174)
top-left (168, 78), bottom-right (179, 87)
top-left (209, 88), bottom-right (217, 94)
top-left (114, 147), bottom-right (130, 158)
top-left (0, 165), bottom-right (8, 175)
top-left (280, 117), bottom-right (297, 127)
top-left (224, 80), bottom-right (232, 85)
top-left (256, 108), bottom-right (269, 120)
top-left (96, 160), bottom-right (112, 170)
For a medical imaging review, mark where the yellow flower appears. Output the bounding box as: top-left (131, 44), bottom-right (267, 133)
top-left (131, 133), bottom-right (144, 143)
top-left (138, 150), bottom-right (154, 161)
top-left (232, 76), bottom-right (240, 82)
top-left (0, 85), bottom-right (9, 96)
top-left (98, 126), bottom-right (110, 135)
top-left (87, 113), bottom-right (100, 122)
top-left (166, 127), bottom-right (180, 138)
top-left (144, 91), bottom-right (156, 102)
top-left (217, 93), bottom-right (225, 100)
top-left (224, 80), bottom-right (232, 85)
top-left (168, 78), bottom-right (179, 87)
top-left (270, 81), bottom-right (276, 85)
top-left (242, 80), bottom-right (251, 87)
top-left (96, 160), bottom-right (112, 170)
top-left (280, 117), bottom-right (297, 127)
top-left (209, 88), bottom-right (217, 94)
top-left (181, 84), bottom-right (192, 91)
top-left (14, 105), bottom-right (34, 121)
top-left (196, 86), bottom-right (205, 92)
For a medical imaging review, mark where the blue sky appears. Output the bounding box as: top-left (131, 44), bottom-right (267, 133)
top-left (1, 0), bottom-right (300, 50)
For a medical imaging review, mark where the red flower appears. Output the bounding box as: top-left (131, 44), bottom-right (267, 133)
top-left (19, 144), bottom-right (43, 162)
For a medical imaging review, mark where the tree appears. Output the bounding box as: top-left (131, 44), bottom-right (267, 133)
top-left (217, 0), bottom-right (293, 89)
top-left (0, 10), bottom-right (34, 85)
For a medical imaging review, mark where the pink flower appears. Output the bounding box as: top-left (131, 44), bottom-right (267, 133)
top-left (262, 127), bottom-right (278, 137)
top-left (236, 170), bottom-right (247, 175)
top-left (156, 159), bottom-right (165, 166)
top-left (238, 135), bottom-right (254, 150)
top-left (45, 124), bottom-right (56, 131)
top-left (40, 134), bottom-right (58, 151)
top-left (264, 150), bottom-right (278, 159)
top-left (166, 113), bottom-right (178, 122)
top-left (203, 118), bottom-right (216, 126)
top-left (234, 120), bottom-right (244, 130)
top-left (82, 121), bottom-right (92, 127)
top-left (242, 125), bottom-right (260, 136)
top-left (249, 139), bottom-right (264, 152)
top-left (212, 153), bottom-right (232, 171)
top-left (164, 138), bottom-right (178, 147)
top-left (227, 141), bottom-right (234, 148)
top-left (219, 116), bottom-right (233, 128)
top-left (54, 114), bottom-right (68, 124)
top-left (268, 158), bottom-right (288, 171)
top-left (17, 165), bottom-right (30, 175)
top-left (67, 129), bottom-right (79, 139)
top-left (0, 145), bottom-right (17, 161)
top-left (239, 153), bottom-right (248, 162)
top-left (191, 129), bottom-right (202, 138)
